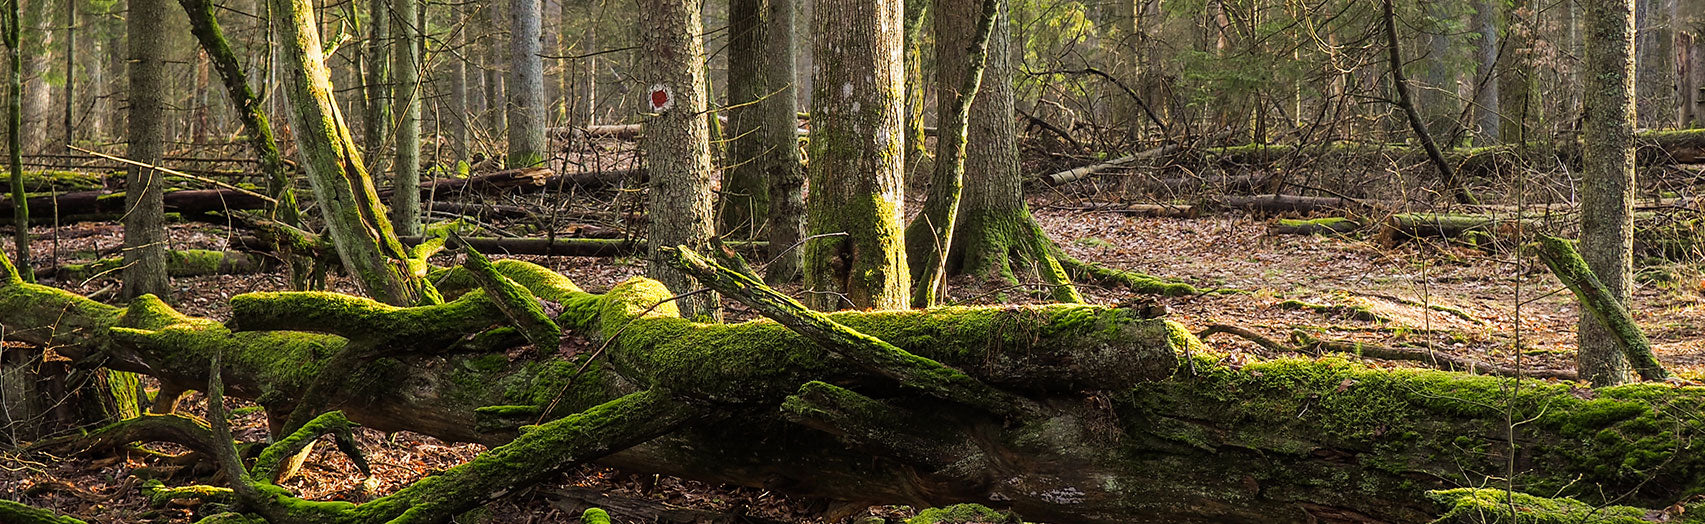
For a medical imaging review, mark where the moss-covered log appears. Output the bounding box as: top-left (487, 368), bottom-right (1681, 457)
top-left (52, 249), bottom-right (266, 281)
top-left (6, 252), bottom-right (1705, 522)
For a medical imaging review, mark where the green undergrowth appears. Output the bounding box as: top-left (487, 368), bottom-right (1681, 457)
top-left (907, 504), bottom-right (1021, 524)
top-left (1428, 488), bottom-right (1697, 523)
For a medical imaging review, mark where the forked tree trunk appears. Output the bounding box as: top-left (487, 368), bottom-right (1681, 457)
top-left (1578, 0), bottom-right (1637, 386)
top-left (637, 0), bottom-right (720, 319)
top-left (123, 0), bottom-right (170, 300)
top-left (506, 0), bottom-right (545, 167)
top-left (270, 0), bottom-right (439, 307)
top-left (803, 0), bottom-right (909, 311)
top-left (928, 0), bottom-right (1078, 303)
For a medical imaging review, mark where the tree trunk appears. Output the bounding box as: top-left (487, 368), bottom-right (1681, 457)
top-left (1579, 0), bottom-right (1637, 386)
top-left (1498, 0), bottom-right (1536, 143)
top-left (483, 1), bottom-right (506, 137)
top-left (506, 0), bottom-right (545, 167)
top-left (1419, 0), bottom-right (1457, 140)
top-left (59, 0), bottom-right (71, 151)
top-left (1470, 0), bottom-right (1500, 145)
top-left (390, 0), bottom-right (421, 236)
top-left (574, 0), bottom-right (596, 126)
top-left (448, 3), bottom-right (470, 167)
top-left (637, 0), bottom-right (719, 320)
top-left (270, 0), bottom-right (439, 307)
top-left (18, 0), bottom-right (49, 153)
top-left (122, 0), bottom-right (170, 300)
top-left (5, 0), bottom-right (30, 282)
top-left (930, 0), bottom-right (1078, 303)
top-left (803, 0), bottom-right (909, 311)
top-left (1635, 0), bottom-right (1676, 128)
top-left (364, 0), bottom-right (389, 160)
top-left (721, 0), bottom-right (798, 245)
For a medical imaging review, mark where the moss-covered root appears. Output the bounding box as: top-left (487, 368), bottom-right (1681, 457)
top-left (1054, 251), bottom-right (1201, 296)
top-left (1428, 488), bottom-right (1689, 524)
top-left (51, 413), bottom-right (221, 457)
top-left (142, 480), bottom-right (236, 508)
top-left (1535, 236), bottom-right (1670, 383)
top-left (906, 504), bottom-right (1021, 524)
top-left (251, 411), bottom-right (368, 482)
top-left (346, 390), bottom-right (699, 523)
top-left (662, 245), bottom-right (1042, 419)
top-left (948, 209), bottom-right (1083, 303)
top-left (0, 499), bottom-right (87, 524)
top-left (580, 508), bottom-right (613, 524)
top-left (456, 239), bottom-right (562, 353)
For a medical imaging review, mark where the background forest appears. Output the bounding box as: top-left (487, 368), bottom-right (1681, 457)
top-left (1, 0), bottom-right (1705, 522)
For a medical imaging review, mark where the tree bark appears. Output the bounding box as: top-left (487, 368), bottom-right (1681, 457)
top-left (122, 0), bottom-right (170, 300)
top-left (637, 0), bottom-right (719, 319)
top-left (364, 0), bottom-right (390, 159)
top-left (1635, 0), bottom-right (1677, 128)
top-left (1579, 0), bottom-right (1637, 386)
top-left (928, 0), bottom-right (1079, 303)
top-left (448, 4), bottom-right (470, 168)
top-left (804, 0), bottom-right (909, 311)
top-left (270, 0), bottom-right (439, 306)
top-left (391, 0), bottom-right (421, 236)
top-left (1470, 0), bottom-right (1500, 145)
top-left (18, 0), bottom-right (49, 153)
top-left (506, 0), bottom-right (545, 167)
top-left (723, 0), bottom-right (803, 285)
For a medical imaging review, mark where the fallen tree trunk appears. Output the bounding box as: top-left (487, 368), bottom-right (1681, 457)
top-left (1192, 129), bottom-right (1705, 176)
top-left (1535, 236), bottom-right (1670, 382)
top-left (49, 249), bottom-right (267, 281)
top-left (3, 254), bottom-right (1705, 523)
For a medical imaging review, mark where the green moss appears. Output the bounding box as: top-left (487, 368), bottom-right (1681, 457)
top-left (906, 504), bottom-right (1020, 524)
top-left (16, 169), bottom-right (108, 192)
top-left (1277, 298), bottom-right (1390, 323)
top-left (580, 508), bottom-right (612, 524)
top-left (1428, 488), bottom-right (1654, 523)
top-left (141, 479), bottom-right (235, 508)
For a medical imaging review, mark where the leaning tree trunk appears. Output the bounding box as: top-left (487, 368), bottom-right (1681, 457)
top-left (506, 0), bottom-right (545, 168)
top-left (721, 0), bottom-right (801, 259)
top-left (390, 0), bottom-right (421, 236)
top-left (637, 0), bottom-right (720, 320)
top-left (928, 0), bottom-right (1079, 303)
top-left (270, 0), bottom-right (439, 307)
top-left (1578, 0), bottom-right (1638, 386)
top-left (5, 253), bottom-right (1705, 523)
top-left (803, 0), bottom-right (909, 311)
top-left (122, 0), bottom-right (170, 300)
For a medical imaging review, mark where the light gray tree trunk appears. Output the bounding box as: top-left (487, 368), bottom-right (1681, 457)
top-left (507, 0), bottom-right (545, 167)
top-left (390, 0), bottom-right (421, 236)
top-left (802, 0), bottom-right (908, 311)
top-left (1420, 0), bottom-right (1458, 140)
top-left (18, 0), bottom-right (50, 153)
top-left (1635, 0), bottom-right (1676, 128)
top-left (123, 0), bottom-right (171, 299)
top-left (639, 0), bottom-right (720, 320)
top-left (483, 2), bottom-right (506, 139)
top-left (448, 3), bottom-right (469, 165)
top-left (365, 0), bottom-right (390, 160)
top-left (1499, 0), bottom-right (1536, 143)
top-left (1578, 0), bottom-right (1637, 386)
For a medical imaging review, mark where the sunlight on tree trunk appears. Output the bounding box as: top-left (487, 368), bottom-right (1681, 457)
top-left (1578, 0), bottom-right (1637, 386)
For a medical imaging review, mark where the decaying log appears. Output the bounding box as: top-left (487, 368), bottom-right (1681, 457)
top-left (1217, 194), bottom-right (1382, 215)
top-left (5, 252), bottom-right (1705, 523)
top-left (1053, 202), bottom-right (1199, 218)
top-left (1032, 144), bottom-right (1178, 186)
top-left (49, 249), bottom-right (267, 281)
top-left (1535, 236), bottom-right (1670, 382)
top-left (1374, 213), bottom-right (1532, 247)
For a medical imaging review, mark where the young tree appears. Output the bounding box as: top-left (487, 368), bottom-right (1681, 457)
top-left (122, 0), bottom-right (171, 300)
top-left (391, 0), bottom-right (421, 236)
top-left (722, 0), bottom-right (802, 284)
top-left (638, 0), bottom-right (719, 319)
top-left (1578, 0), bottom-right (1637, 385)
top-left (803, 0), bottom-right (909, 311)
top-left (270, 0), bottom-right (439, 306)
top-left (507, 0), bottom-right (545, 167)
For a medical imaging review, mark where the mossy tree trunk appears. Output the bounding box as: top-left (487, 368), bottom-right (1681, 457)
top-left (919, 0), bottom-right (1079, 304)
top-left (637, 0), bottom-right (720, 319)
top-left (4, 0), bottom-right (30, 283)
top-left (270, 0), bottom-right (439, 307)
top-left (1579, 0), bottom-right (1637, 386)
top-left (6, 255), bottom-right (1705, 523)
top-left (506, 0), bottom-right (545, 168)
top-left (122, 0), bottom-right (170, 300)
top-left (903, 0), bottom-right (997, 308)
top-left (722, 0), bottom-right (804, 284)
top-left (803, 0), bottom-right (909, 311)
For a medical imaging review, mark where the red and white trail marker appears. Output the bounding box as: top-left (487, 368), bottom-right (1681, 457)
top-left (648, 84), bottom-right (674, 112)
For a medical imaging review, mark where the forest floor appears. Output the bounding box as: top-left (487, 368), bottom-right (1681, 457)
top-left (3, 171), bottom-right (1703, 523)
